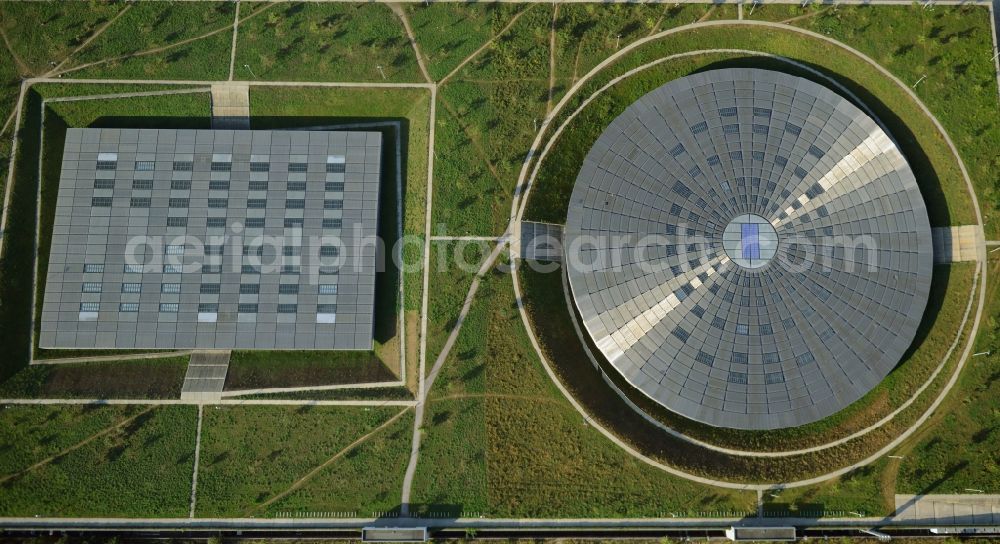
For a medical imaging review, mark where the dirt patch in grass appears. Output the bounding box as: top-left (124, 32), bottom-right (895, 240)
top-left (225, 351), bottom-right (397, 391)
top-left (0, 357), bottom-right (188, 399)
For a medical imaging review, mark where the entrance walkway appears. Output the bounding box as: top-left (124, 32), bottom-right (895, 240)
top-left (210, 83), bottom-right (249, 129)
top-left (932, 225), bottom-right (985, 263)
top-left (180, 351), bottom-right (231, 401)
top-left (518, 221), bottom-right (564, 261)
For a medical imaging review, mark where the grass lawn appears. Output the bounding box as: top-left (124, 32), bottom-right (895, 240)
top-left (238, 386), bottom-right (414, 402)
top-left (765, 260), bottom-right (1000, 513)
top-left (235, 2), bottom-right (422, 83)
top-left (551, 3), bottom-right (715, 86)
top-left (67, 23), bottom-right (233, 81)
top-left (266, 409), bottom-right (414, 517)
top-left (430, 6), bottom-right (551, 236)
top-left (411, 262), bottom-right (756, 517)
top-left (0, 64), bottom-right (17, 224)
top-left (425, 240), bottom-right (493, 373)
top-left (195, 405), bottom-right (408, 517)
top-left (58, 1), bottom-right (237, 80)
top-left (0, 404), bottom-right (197, 518)
top-left (762, 459), bottom-right (895, 518)
top-left (0, 357), bottom-right (189, 399)
top-left (0, 1), bottom-right (124, 76)
top-left (893, 258), bottom-right (1000, 495)
top-left (744, 3), bottom-right (828, 23)
top-left (404, 3), bottom-right (525, 82)
top-left (0, 404), bottom-right (143, 475)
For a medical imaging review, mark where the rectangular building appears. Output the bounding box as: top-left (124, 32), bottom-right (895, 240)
top-left (39, 128), bottom-right (382, 350)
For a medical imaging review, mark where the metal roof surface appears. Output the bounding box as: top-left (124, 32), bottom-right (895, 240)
top-left (40, 128), bottom-right (381, 351)
top-left (565, 69), bottom-right (933, 430)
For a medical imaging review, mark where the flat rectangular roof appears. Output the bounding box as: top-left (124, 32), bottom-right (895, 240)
top-left (39, 128), bottom-right (382, 350)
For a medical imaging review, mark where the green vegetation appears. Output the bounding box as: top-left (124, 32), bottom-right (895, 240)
top-left (0, 1), bottom-right (124, 76)
top-left (225, 351), bottom-right (397, 390)
top-left (235, 2), bottom-right (422, 82)
top-left (744, 3), bottom-right (827, 23)
top-left (0, 405), bottom-right (197, 517)
top-left (427, 3), bottom-right (738, 236)
top-left (431, 6), bottom-right (551, 235)
top-left (0, 357), bottom-right (189, 399)
top-left (0, 2), bottom-right (995, 520)
top-left (412, 262), bottom-right (756, 517)
top-left (59, 2), bottom-right (237, 80)
top-left (762, 459), bottom-right (895, 518)
top-left (0, 50), bottom-right (19, 220)
top-left (425, 240), bottom-right (493, 370)
top-left (763, 259), bottom-right (1000, 513)
top-left (404, 3), bottom-right (524, 81)
top-left (266, 410), bottom-right (413, 516)
top-left (196, 405), bottom-right (408, 517)
top-left (0, 404), bottom-right (142, 475)
top-left (551, 4), bottom-right (715, 91)
top-left (67, 25), bottom-right (233, 81)
top-left (895, 259), bottom-right (1000, 494)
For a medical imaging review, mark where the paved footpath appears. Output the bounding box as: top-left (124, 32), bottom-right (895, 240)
top-left (932, 226), bottom-right (986, 263)
top-left (211, 83), bottom-right (250, 129)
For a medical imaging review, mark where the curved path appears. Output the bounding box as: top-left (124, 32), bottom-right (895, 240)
top-left (507, 21), bottom-right (987, 489)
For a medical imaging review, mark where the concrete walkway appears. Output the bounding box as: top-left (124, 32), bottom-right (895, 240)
top-left (180, 351), bottom-right (231, 402)
top-left (932, 225), bottom-right (986, 263)
top-left (210, 83), bottom-right (250, 129)
top-left (518, 220), bottom-right (563, 261)
top-left (894, 494), bottom-right (1000, 525)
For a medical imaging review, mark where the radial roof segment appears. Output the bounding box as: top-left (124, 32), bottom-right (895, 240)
top-left (564, 68), bottom-right (933, 430)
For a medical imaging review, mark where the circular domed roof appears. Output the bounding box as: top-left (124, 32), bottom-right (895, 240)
top-left (564, 68), bottom-right (933, 430)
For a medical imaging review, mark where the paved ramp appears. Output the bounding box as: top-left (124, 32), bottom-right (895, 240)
top-left (210, 84), bottom-right (250, 129)
top-left (932, 225), bottom-right (984, 263)
top-left (519, 221), bottom-right (564, 261)
top-left (181, 351), bottom-right (231, 401)
top-left (895, 494), bottom-right (1000, 525)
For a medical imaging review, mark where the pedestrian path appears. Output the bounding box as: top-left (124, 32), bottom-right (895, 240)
top-left (180, 351), bottom-right (231, 401)
top-left (894, 494), bottom-right (1000, 525)
top-left (210, 83), bottom-right (249, 129)
top-left (518, 221), bottom-right (564, 261)
top-left (932, 225), bottom-right (985, 263)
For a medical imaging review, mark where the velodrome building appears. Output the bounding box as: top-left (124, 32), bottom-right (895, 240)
top-left (564, 69), bottom-right (933, 430)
